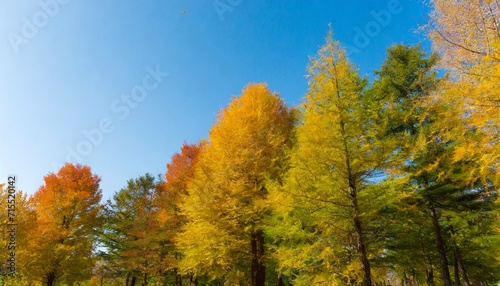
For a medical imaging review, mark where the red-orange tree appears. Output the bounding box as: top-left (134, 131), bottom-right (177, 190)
top-left (101, 143), bottom-right (203, 286)
top-left (164, 142), bottom-right (204, 207)
top-left (26, 163), bottom-right (103, 286)
top-left (155, 142), bottom-right (204, 285)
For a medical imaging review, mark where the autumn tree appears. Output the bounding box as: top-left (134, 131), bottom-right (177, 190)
top-left (154, 142), bottom-right (204, 286)
top-left (426, 2), bottom-right (500, 283)
top-left (26, 163), bottom-right (103, 286)
top-left (426, 0), bottom-right (500, 75)
top-left (421, 68), bottom-right (500, 286)
top-left (426, 0), bottom-right (500, 189)
top-left (164, 143), bottom-right (204, 207)
top-left (0, 184), bottom-right (36, 285)
top-left (270, 33), bottom-right (390, 285)
top-left (178, 83), bottom-right (295, 286)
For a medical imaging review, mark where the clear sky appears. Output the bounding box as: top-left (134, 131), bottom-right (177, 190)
top-left (0, 0), bottom-right (431, 201)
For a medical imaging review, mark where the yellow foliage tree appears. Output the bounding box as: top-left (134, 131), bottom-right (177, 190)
top-left (178, 83), bottom-right (295, 286)
top-left (427, 0), bottom-right (500, 74)
top-left (426, 0), bottom-right (500, 190)
top-left (271, 33), bottom-right (390, 285)
top-left (0, 184), bottom-right (36, 285)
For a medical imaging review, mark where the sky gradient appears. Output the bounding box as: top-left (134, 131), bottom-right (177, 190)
top-left (1, 0), bottom-right (431, 201)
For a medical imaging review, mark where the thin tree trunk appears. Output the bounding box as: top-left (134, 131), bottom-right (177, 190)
top-left (131, 276), bottom-right (137, 286)
top-left (412, 268), bottom-right (417, 286)
top-left (176, 273), bottom-right (183, 286)
top-left (46, 272), bottom-right (56, 286)
top-left (174, 269), bottom-right (182, 286)
top-left (277, 274), bottom-right (284, 286)
top-left (429, 206), bottom-right (452, 286)
top-left (425, 267), bottom-right (434, 286)
top-left (126, 272), bottom-right (131, 286)
top-left (449, 225), bottom-right (471, 286)
top-left (188, 273), bottom-right (197, 286)
top-left (340, 113), bottom-right (372, 286)
top-left (251, 229), bottom-right (265, 286)
top-left (453, 251), bottom-right (460, 286)
top-left (455, 248), bottom-right (471, 286)
top-left (142, 273), bottom-right (148, 286)
top-left (352, 190), bottom-right (372, 286)
top-left (420, 239), bottom-right (435, 286)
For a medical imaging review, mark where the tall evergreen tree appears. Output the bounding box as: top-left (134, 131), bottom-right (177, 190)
top-left (372, 44), bottom-right (499, 285)
top-left (101, 174), bottom-right (165, 286)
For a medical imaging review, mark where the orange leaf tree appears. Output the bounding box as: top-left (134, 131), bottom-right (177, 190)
top-left (26, 163), bottom-right (103, 286)
top-left (155, 142), bottom-right (204, 285)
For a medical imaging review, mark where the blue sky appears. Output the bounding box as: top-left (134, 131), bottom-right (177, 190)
top-left (0, 0), bottom-right (431, 201)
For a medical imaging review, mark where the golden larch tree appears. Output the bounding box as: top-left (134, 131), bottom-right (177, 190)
top-left (178, 83), bottom-right (295, 286)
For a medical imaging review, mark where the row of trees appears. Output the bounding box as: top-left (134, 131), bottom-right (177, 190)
top-left (1, 0), bottom-right (499, 285)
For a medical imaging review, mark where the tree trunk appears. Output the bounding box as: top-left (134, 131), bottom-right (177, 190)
top-left (46, 272), bottom-right (56, 286)
top-left (142, 273), bottom-right (148, 286)
top-left (188, 273), bottom-right (197, 286)
top-left (453, 251), bottom-right (460, 286)
top-left (455, 248), bottom-right (471, 286)
top-left (277, 274), bottom-right (284, 286)
top-left (131, 276), bottom-right (137, 286)
top-left (429, 206), bottom-right (452, 286)
top-left (126, 273), bottom-right (131, 286)
top-left (175, 273), bottom-right (183, 286)
top-left (173, 269), bottom-right (182, 286)
top-left (426, 267), bottom-right (434, 286)
top-left (352, 191), bottom-right (372, 286)
top-left (420, 239), bottom-right (435, 286)
top-left (339, 116), bottom-right (371, 285)
top-left (251, 229), bottom-right (265, 286)
top-left (412, 269), bottom-right (417, 286)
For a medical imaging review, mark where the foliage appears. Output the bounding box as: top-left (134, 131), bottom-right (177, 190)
top-left (3, 5), bottom-right (500, 284)
top-left (177, 83), bottom-right (295, 285)
top-left (26, 163), bottom-right (103, 286)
